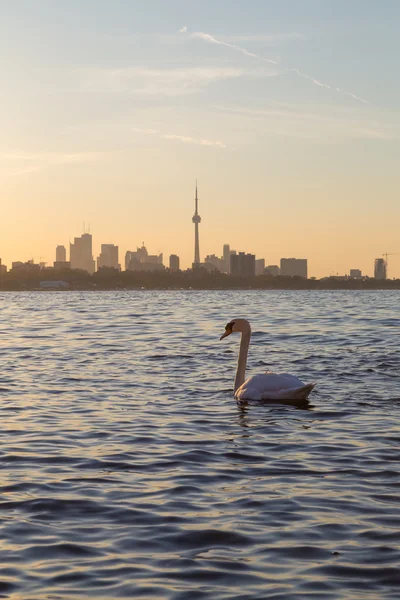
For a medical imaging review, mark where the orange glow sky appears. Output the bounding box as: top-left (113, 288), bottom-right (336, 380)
top-left (1, 1), bottom-right (400, 278)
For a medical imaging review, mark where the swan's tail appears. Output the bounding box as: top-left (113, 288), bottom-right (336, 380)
top-left (261, 383), bottom-right (315, 401)
top-left (290, 383), bottom-right (315, 400)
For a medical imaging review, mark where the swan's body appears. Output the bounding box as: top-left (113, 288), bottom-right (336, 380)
top-left (220, 318), bottom-right (314, 401)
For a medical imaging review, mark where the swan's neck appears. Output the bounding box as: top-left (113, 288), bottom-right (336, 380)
top-left (234, 328), bottom-right (251, 393)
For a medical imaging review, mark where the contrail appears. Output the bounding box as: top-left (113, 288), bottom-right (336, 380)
top-left (182, 27), bottom-right (369, 104)
top-left (191, 31), bottom-right (277, 65)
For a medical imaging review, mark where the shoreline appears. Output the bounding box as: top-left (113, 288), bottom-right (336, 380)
top-left (1, 269), bottom-right (399, 291)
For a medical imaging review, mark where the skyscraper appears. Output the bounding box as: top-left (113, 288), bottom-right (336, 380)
top-left (169, 254), bottom-right (180, 271)
top-left (70, 233), bottom-right (95, 274)
top-left (230, 252), bottom-right (256, 277)
top-left (374, 258), bottom-right (387, 280)
top-left (192, 182), bottom-right (201, 266)
top-left (223, 244), bottom-right (230, 273)
top-left (56, 245), bottom-right (66, 262)
top-left (97, 244), bottom-right (120, 270)
top-left (255, 258), bottom-right (265, 275)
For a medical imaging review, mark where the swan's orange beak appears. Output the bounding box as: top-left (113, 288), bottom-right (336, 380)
top-left (220, 330), bottom-right (231, 340)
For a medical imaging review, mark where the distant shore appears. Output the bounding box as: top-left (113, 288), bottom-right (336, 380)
top-left (1, 268), bottom-right (399, 291)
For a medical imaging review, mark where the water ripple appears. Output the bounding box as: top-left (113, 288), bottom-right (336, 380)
top-left (0, 290), bottom-right (399, 599)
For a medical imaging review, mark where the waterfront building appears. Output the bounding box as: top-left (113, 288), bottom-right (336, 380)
top-left (126, 243), bottom-right (164, 271)
top-left (349, 269), bottom-right (362, 279)
top-left (265, 265), bottom-right (280, 276)
top-left (54, 261), bottom-right (71, 270)
top-left (374, 258), bottom-right (387, 280)
top-left (230, 252), bottom-right (256, 277)
top-left (169, 255), bottom-right (180, 271)
top-left (205, 254), bottom-right (224, 272)
top-left (223, 244), bottom-right (230, 273)
top-left (255, 258), bottom-right (266, 276)
top-left (56, 245), bottom-right (67, 263)
top-left (70, 233), bottom-right (95, 274)
top-left (11, 260), bottom-right (41, 272)
top-left (280, 258), bottom-right (308, 278)
top-left (97, 244), bottom-right (120, 270)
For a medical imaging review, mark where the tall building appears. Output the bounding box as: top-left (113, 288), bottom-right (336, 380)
top-left (169, 254), bottom-right (180, 271)
top-left (126, 243), bottom-right (164, 271)
top-left (56, 245), bottom-right (66, 262)
top-left (266, 265), bottom-right (280, 276)
top-left (0, 259), bottom-right (6, 274)
top-left (223, 244), bottom-right (230, 273)
top-left (97, 244), bottom-right (120, 270)
top-left (70, 233), bottom-right (95, 274)
top-left (205, 254), bottom-right (224, 271)
top-left (374, 258), bottom-right (387, 280)
top-left (255, 258), bottom-right (265, 276)
top-left (350, 269), bottom-right (362, 279)
top-left (192, 182), bottom-right (201, 266)
top-left (280, 258), bottom-right (308, 278)
top-left (230, 252), bottom-right (256, 277)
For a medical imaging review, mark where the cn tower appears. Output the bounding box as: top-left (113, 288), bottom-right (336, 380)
top-left (192, 181), bottom-right (201, 265)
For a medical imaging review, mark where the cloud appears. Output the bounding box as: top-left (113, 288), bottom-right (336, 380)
top-left (76, 65), bottom-right (263, 96)
top-left (0, 151), bottom-right (104, 177)
top-left (220, 33), bottom-right (306, 43)
top-left (182, 27), bottom-right (369, 104)
top-left (76, 65), bottom-right (277, 96)
top-left (190, 30), bottom-right (277, 64)
top-left (213, 104), bottom-right (398, 141)
top-left (132, 127), bottom-right (226, 148)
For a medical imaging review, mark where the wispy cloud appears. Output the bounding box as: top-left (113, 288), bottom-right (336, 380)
top-left (284, 68), bottom-right (368, 104)
top-left (132, 127), bottom-right (227, 148)
top-left (76, 65), bottom-right (269, 96)
top-left (213, 104), bottom-right (398, 141)
top-left (182, 27), bottom-right (369, 104)
top-left (0, 151), bottom-right (104, 177)
top-left (220, 33), bottom-right (306, 43)
top-left (190, 31), bottom-right (277, 64)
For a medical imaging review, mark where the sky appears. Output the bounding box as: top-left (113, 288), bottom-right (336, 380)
top-left (1, 0), bottom-right (400, 277)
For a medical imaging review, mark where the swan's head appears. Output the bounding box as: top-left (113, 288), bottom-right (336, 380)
top-left (220, 318), bottom-right (250, 340)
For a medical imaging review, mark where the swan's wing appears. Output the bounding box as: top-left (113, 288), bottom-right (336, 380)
top-left (235, 372), bottom-right (314, 401)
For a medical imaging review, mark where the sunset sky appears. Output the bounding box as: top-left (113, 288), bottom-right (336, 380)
top-left (1, 0), bottom-right (400, 277)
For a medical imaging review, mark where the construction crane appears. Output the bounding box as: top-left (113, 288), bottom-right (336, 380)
top-left (382, 252), bottom-right (400, 277)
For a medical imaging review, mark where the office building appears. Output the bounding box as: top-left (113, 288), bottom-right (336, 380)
top-left (126, 243), bottom-right (164, 271)
top-left (223, 244), bottom-right (230, 273)
top-left (230, 252), bottom-right (256, 277)
top-left (11, 260), bottom-right (41, 272)
top-left (169, 254), bottom-right (180, 271)
top-left (349, 269), bottom-right (362, 279)
top-left (70, 233), bottom-right (95, 274)
top-left (205, 254), bottom-right (224, 272)
top-left (97, 244), bottom-right (120, 270)
top-left (54, 261), bottom-right (71, 270)
top-left (255, 258), bottom-right (265, 276)
top-left (56, 245), bottom-right (66, 263)
top-left (265, 265), bottom-right (280, 276)
top-left (374, 258), bottom-right (387, 280)
top-left (0, 259), bottom-right (6, 274)
top-left (280, 258), bottom-right (308, 278)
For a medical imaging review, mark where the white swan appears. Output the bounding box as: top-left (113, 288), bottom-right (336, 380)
top-left (220, 318), bottom-right (315, 401)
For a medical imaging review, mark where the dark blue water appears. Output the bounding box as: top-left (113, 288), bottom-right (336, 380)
top-left (0, 290), bottom-right (399, 599)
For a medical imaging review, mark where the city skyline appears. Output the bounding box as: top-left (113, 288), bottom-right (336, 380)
top-left (1, 2), bottom-right (400, 277)
top-left (1, 179), bottom-right (398, 278)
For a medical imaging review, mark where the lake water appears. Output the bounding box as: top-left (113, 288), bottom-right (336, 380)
top-left (0, 290), bottom-right (399, 599)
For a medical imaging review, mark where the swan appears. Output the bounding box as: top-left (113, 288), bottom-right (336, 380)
top-left (220, 318), bottom-right (315, 401)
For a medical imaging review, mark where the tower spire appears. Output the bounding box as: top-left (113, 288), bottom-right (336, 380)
top-left (192, 181), bottom-right (201, 266)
